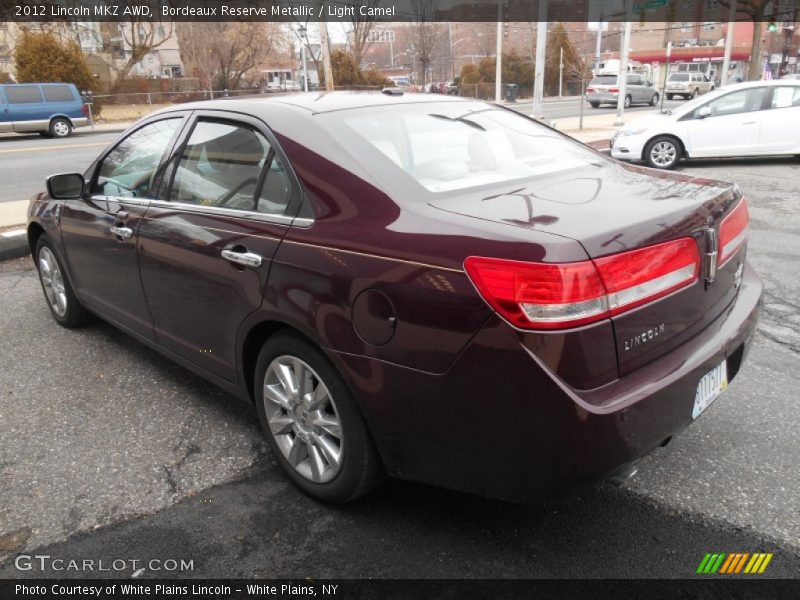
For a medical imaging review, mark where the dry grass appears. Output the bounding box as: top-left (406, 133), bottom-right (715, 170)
top-left (95, 104), bottom-right (173, 123)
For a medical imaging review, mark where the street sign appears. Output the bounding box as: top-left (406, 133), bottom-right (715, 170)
top-left (770, 53), bottom-right (782, 64)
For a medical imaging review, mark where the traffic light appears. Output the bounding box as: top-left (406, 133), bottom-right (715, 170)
top-left (767, 18), bottom-right (778, 33)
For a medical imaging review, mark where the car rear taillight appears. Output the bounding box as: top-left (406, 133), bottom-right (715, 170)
top-left (464, 238), bottom-right (700, 330)
top-left (81, 103), bottom-right (89, 117)
top-left (594, 238), bottom-right (700, 316)
top-left (718, 199), bottom-right (749, 266)
top-left (609, 87), bottom-right (620, 93)
top-left (586, 87), bottom-right (595, 93)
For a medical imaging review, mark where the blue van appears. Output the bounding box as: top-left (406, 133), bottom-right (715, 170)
top-left (0, 83), bottom-right (89, 138)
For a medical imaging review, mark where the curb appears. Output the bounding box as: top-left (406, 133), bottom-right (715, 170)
top-left (0, 229), bottom-right (29, 261)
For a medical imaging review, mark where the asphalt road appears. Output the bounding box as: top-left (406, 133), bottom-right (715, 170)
top-left (0, 131), bottom-right (121, 203)
top-left (0, 159), bottom-right (799, 579)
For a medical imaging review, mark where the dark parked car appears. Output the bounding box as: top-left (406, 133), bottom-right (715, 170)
top-left (28, 92), bottom-right (761, 503)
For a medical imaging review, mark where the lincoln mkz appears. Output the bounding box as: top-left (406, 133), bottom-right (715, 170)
top-left (28, 92), bottom-right (761, 502)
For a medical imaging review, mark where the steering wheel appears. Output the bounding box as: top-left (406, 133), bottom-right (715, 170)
top-left (217, 177), bottom-right (259, 207)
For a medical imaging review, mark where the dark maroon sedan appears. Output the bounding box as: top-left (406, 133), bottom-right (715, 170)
top-left (28, 92), bottom-right (761, 503)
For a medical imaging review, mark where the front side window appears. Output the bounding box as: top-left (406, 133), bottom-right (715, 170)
top-left (700, 87), bottom-right (766, 117)
top-left (93, 118), bottom-right (180, 198)
top-left (326, 104), bottom-right (605, 193)
top-left (6, 85), bottom-right (43, 103)
top-left (169, 119), bottom-right (291, 215)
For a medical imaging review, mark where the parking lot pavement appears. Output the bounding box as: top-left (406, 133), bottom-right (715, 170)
top-left (0, 258), bottom-right (268, 560)
top-left (0, 159), bottom-right (799, 577)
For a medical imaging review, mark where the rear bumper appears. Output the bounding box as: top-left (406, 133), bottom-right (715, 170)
top-left (340, 263), bottom-right (762, 501)
top-left (586, 92), bottom-right (618, 104)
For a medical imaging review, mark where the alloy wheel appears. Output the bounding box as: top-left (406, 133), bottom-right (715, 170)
top-left (263, 355), bottom-right (343, 483)
top-left (650, 141), bottom-right (677, 168)
top-left (38, 247), bottom-right (68, 317)
top-left (52, 120), bottom-right (70, 137)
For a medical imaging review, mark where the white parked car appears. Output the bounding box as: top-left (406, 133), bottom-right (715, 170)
top-left (611, 80), bottom-right (800, 169)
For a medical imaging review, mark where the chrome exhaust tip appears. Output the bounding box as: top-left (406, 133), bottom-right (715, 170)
top-left (607, 463), bottom-right (639, 486)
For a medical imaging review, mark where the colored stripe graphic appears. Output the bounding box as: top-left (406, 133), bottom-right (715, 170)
top-left (697, 552), bottom-right (772, 574)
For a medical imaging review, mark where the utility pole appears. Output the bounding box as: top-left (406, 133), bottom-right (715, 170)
top-left (318, 21), bottom-right (334, 91)
top-left (720, 0), bottom-right (736, 87)
top-left (495, 3), bottom-right (503, 103)
top-left (298, 25), bottom-right (309, 92)
top-left (660, 41), bottom-right (671, 112)
top-left (559, 46), bottom-right (564, 97)
top-left (531, 1), bottom-right (547, 120)
top-left (614, 9), bottom-right (633, 126)
top-left (594, 16), bottom-right (603, 73)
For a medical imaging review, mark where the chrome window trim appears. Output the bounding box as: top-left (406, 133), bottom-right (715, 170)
top-left (88, 195), bottom-right (313, 228)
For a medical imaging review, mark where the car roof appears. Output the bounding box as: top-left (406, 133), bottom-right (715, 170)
top-left (720, 79), bottom-right (800, 90)
top-left (172, 91), bottom-right (474, 116)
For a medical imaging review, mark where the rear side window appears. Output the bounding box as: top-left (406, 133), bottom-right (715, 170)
top-left (770, 86), bottom-right (800, 108)
top-left (6, 85), bottom-right (43, 104)
top-left (169, 119), bottom-right (291, 215)
top-left (43, 85), bottom-right (75, 103)
top-left (627, 75), bottom-right (642, 85)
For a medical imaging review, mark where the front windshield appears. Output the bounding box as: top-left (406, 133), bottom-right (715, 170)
top-left (325, 104), bottom-right (606, 194)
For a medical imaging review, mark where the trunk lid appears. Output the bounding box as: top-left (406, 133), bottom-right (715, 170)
top-left (430, 161), bottom-right (745, 375)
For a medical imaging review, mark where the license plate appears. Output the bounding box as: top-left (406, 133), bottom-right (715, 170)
top-left (692, 360), bottom-right (728, 419)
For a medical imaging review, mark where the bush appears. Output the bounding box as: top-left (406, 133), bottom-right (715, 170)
top-left (14, 30), bottom-right (98, 96)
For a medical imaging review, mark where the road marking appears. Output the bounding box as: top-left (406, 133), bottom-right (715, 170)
top-left (0, 142), bottom-right (108, 155)
top-left (0, 228), bottom-right (26, 238)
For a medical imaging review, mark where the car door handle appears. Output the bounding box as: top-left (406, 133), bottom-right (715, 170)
top-left (109, 225), bottom-right (133, 239)
top-left (221, 249), bottom-right (262, 268)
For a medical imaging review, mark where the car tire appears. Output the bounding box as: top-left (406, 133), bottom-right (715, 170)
top-left (254, 332), bottom-right (384, 503)
top-left (35, 235), bottom-right (91, 328)
top-left (644, 136), bottom-right (681, 170)
top-left (589, 102), bottom-right (600, 109)
top-left (649, 93), bottom-right (659, 106)
top-left (624, 95), bottom-right (632, 109)
top-left (49, 118), bottom-right (72, 138)
top-left (666, 93), bottom-right (673, 100)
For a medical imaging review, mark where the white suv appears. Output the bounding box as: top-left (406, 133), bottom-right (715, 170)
top-left (665, 72), bottom-right (715, 100)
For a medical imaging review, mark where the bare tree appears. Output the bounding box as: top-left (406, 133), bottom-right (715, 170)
top-left (346, 0), bottom-right (381, 68)
top-left (408, 0), bottom-right (444, 84)
top-left (717, 0), bottom-right (770, 81)
top-left (177, 22), bottom-right (279, 91)
top-left (109, 20), bottom-right (174, 91)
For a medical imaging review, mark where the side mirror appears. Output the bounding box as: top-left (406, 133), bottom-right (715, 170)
top-left (696, 106), bottom-right (712, 119)
top-left (47, 173), bottom-right (85, 199)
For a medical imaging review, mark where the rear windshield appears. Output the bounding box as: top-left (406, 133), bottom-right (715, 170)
top-left (669, 74), bottom-right (690, 82)
top-left (5, 85), bottom-right (43, 103)
top-left (322, 103), bottom-right (605, 194)
top-left (43, 85), bottom-right (75, 102)
top-left (591, 75), bottom-right (618, 85)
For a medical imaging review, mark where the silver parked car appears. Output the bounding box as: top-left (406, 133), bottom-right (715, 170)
top-left (665, 72), bottom-right (715, 100)
top-left (586, 73), bottom-right (659, 108)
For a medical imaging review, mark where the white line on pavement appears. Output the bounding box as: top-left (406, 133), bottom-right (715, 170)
top-left (1, 229), bottom-right (26, 238)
